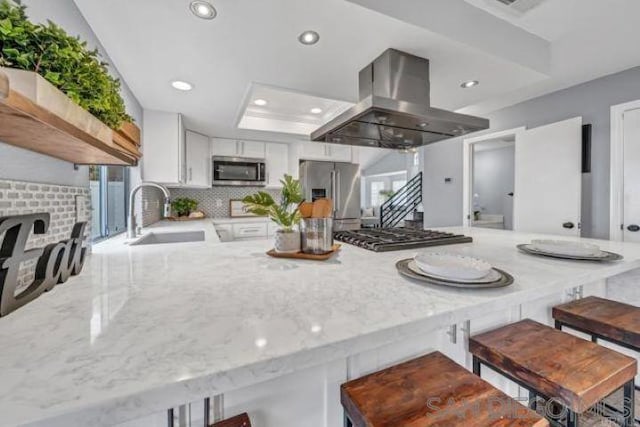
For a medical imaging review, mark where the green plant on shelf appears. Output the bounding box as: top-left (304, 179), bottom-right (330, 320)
top-left (0, 0), bottom-right (132, 128)
top-left (242, 174), bottom-right (303, 232)
top-left (171, 198), bottom-right (198, 217)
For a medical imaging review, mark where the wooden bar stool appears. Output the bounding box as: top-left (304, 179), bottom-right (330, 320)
top-left (210, 412), bottom-right (251, 427)
top-left (341, 351), bottom-right (548, 427)
top-left (469, 319), bottom-right (637, 427)
top-left (553, 296), bottom-right (640, 351)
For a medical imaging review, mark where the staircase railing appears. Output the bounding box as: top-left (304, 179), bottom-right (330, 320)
top-left (380, 172), bottom-right (423, 228)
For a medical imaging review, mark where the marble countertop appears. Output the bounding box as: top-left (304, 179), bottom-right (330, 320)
top-left (3, 223), bottom-right (640, 426)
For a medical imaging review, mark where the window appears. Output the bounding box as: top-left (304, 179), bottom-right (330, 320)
top-left (370, 181), bottom-right (386, 207)
top-left (392, 179), bottom-right (407, 192)
top-left (90, 166), bottom-right (129, 241)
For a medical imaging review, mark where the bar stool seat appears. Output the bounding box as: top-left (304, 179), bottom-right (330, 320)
top-left (553, 296), bottom-right (640, 350)
top-left (210, 413), bottom-right (251, 427)
top-left (469, 319), bottom-right (637, 426)
top-left (341, 351), bottom-right (548, 427)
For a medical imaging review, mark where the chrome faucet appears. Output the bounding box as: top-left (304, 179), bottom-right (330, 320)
top-left (127, 182), bottom-right (171, 238)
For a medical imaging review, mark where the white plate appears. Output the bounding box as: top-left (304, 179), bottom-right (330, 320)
top-left (413, 253), bottom-right (492, 281)
top-left (408, 261), bottom-right (501, 284)
top-left (530, 240), bottom-right (602, 257)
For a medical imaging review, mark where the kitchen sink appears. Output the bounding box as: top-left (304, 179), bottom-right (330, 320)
top-left (130, 230), bottom-right (205, 246)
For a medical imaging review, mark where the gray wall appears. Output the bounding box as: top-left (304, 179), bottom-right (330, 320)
top-left (423, 66), bottom-right (640, 239)
top-left (0, 0), bottom-right (142, 187)
top-left (472, 145), bottom-right (515, 230)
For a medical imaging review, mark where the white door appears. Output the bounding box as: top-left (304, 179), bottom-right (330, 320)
top-left (265, 143), bottom-right (288, 188)
top-left (623, 108), bottom-right (640, 242)
top-left (514, 117), bottom-right (583, 236)
top-left (239, 140), bottom-right (265, 159)
top-left (211, 138), bottom-right (239, 157)
top-left (185, 131), bottom-right (211, 187)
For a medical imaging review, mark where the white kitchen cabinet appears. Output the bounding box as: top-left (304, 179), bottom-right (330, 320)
top-left (267, 221), bottom-right (279, 237)
top-left (232, 222), bottom-right (268, 239)
top-left (298, 141), bottom-right (352, 162)
top-left (211, 138), bottom-right (239, 157)
top-left (211, 139), bottom-right (265, 159)
top-left (239, 140), bottom-right (266, 159)
top-left (326, 143), bottom-right (352, 162)
top-left (185, 131), bottom-right (211, 188)
top-left (142, 110), bottom-right (185, 185)
top-left (265, 143), bottom-right (289, 188)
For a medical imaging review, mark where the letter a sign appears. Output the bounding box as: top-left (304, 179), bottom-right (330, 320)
top-left (0, 213), bottom-right (87, 317)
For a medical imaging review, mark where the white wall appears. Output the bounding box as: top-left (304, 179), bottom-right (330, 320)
top-left (423, 65), bottom-right (640, 239)
top-left (472, 145), bottom-right (514, 230)
top-left (0, 0), bottom-right (143, 187)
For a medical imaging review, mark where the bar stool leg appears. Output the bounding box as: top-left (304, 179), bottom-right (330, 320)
top-left (624, 379), bottom-right (635, 427)
top-left (529, 390), bottom-right (537, 411)
top-left (566, 409), bottom-right (579, 427)
top-left (167, 408), bottom-right (174, 427)
top-left (472, 355), bottom-right (481, 376)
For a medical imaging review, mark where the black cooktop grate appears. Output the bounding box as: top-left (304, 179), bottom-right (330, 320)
top-left (334, 228), bottom-right (473, 252)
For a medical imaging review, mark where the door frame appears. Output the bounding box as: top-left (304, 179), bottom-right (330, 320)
top-left (610, 99), bottom-right (640, 241)
top-left (462, 127), bottom-right (525, 227)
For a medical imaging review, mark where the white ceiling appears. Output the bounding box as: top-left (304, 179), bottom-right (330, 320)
top-left (72, 0), bottom-right (640, 143)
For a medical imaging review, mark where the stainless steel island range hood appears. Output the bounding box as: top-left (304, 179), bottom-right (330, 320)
top-left (310, 49), bottom-right (490, 149)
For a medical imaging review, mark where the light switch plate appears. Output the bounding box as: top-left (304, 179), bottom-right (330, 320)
top-left (75, 195), bottom-right (88, 222)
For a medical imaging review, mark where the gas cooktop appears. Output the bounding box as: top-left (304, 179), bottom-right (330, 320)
top-left (333, 228), bottom-right (473, 252)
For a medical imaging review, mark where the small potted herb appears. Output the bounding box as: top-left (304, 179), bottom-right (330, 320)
top-left (171, 198), bottom-right (198, 217)
top-left (243, 175), bottom-right (303, 253)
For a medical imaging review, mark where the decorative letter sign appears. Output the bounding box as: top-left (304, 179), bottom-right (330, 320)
top-left (0, 213), bottom-right (87, 317)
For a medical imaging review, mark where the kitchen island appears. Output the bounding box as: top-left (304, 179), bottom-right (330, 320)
top-left (2, 221), bottom-right (640, 427)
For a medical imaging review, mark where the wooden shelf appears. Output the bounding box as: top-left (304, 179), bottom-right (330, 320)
top-left (0, 68), bottom-right (140, 166)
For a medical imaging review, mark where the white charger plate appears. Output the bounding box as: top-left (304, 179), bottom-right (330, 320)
top-left (413, 253), bottom-right (492, 281)
top-left (407, 261), bottom-right (501, 284)
top-left (530, 240), bottom-right (602, 257)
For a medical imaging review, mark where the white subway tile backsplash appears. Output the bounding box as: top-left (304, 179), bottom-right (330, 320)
top-left (0, 179), bottom-right (91, 289)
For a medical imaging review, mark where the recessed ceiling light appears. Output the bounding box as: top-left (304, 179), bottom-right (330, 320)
top-left (310, 107), bottom-right (323, 114)
top-left (461, 80), bottom-right (479, 89)
top-left (190, 0), bottom-right (217, 19)
top-left (254, 99), bottom-right (268, 106)
top-left (298, 30), bottom-right (320, 45)
top-left (171, 80), bottom-right (193, 91)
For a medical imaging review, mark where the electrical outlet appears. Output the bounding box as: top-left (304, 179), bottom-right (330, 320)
top-left (216, 199), bottom-right (223, 208)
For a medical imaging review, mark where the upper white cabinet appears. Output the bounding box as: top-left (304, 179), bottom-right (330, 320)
top-left (212, 139), bottom-right (265, 159)
top-left (142, 110), bottom-right (185, 185)
top-left (265, 143), bottom-right (289, 188)
top-left (298, 142), bottom-right (352, 162)
top-left (211, 138), bottom-right (238, 157)
top-left (240, 140), bottom-right (266, 159)
top-left (185, 130), bottom-right (211, 188)
top-left (326, 144), bottom-right (352, 162)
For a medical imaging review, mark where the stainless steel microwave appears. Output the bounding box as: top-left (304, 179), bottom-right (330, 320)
top-left (212, 156), bottom-right (266, 186)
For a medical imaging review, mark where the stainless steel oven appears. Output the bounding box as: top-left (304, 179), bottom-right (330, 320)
top-left (212, 156), bottom-right (266, 186)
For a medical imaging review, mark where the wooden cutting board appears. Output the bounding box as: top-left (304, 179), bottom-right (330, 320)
top-left (266, 244), bottom-right (341, 261)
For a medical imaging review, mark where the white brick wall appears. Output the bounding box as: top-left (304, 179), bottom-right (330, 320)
top-left (0, 179), bottom-right (91, 289)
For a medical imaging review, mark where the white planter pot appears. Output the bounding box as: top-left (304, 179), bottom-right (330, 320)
top-left (274, 230), bottom-right (301, 253)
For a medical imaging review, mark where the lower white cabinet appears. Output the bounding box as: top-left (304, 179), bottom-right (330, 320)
top-left (267, 221), bottom-right (279, 237)
top-left (232, 223), bottom-right (268, 239)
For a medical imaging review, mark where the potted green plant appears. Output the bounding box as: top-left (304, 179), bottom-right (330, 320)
top-left (0, 0), bottom-right (132, 128)
top-left (171, 198), bottom-right (198, 218)
top-left (243, 175), bottom-right (303, 253)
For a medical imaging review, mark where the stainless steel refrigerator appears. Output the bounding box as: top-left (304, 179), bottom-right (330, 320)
top-left (299, 160), bottom-right (361, 231)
